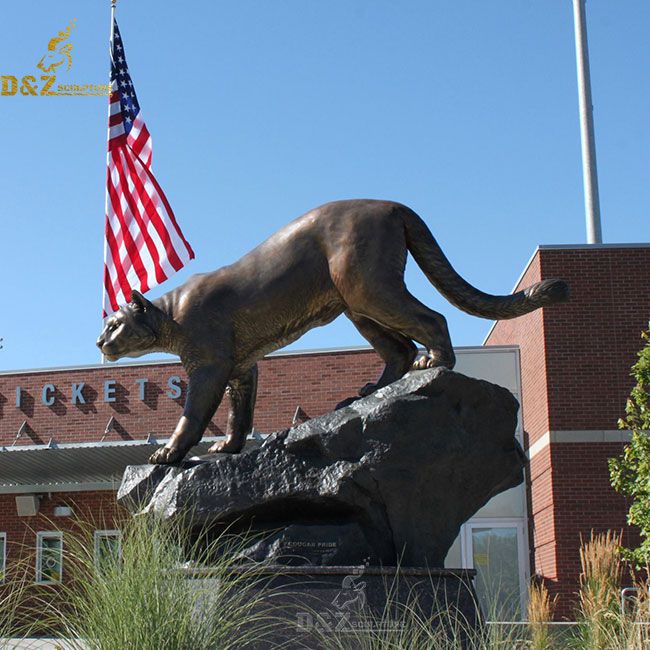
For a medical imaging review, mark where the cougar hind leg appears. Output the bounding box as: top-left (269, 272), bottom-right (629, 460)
top-left (345, 288), bottom-right (456, 372)
top-left (346, 313), bottom-right (417, 396)
top-left (330, 238), bottom-right (455, 376)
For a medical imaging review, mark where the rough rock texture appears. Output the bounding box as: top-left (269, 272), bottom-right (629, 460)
top-left (118, 368), bottom-right (525, 567)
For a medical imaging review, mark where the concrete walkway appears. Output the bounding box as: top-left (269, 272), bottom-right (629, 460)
top-left (0, 640), bottom-right (82, 649)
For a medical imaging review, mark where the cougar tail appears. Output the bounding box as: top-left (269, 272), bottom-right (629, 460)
top-left (402, 208), bottom-right (569, 320)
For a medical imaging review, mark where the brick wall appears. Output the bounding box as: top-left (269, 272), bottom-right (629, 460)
top-left (0, 490), bottom-right (120, 585)
top-left (540, 248), bottom-right (649, 432)
top-left (486, 254), bottom-right (559, 609)
top-left (551, 443), bottom-right (637, 610)
top-left (486, 254), bottom-right (550, 446)
top-left (487, 245), bottom-right (650, 619)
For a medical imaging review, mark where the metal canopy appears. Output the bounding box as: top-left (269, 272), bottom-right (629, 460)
top-left (0, 437), bottom-right (262, 494)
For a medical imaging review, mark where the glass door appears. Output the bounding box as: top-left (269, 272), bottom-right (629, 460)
top-left (462, 520), bottom-right (528, 621)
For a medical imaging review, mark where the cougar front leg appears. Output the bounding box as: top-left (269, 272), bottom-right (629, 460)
top-left (149, 363), bottom-right (231, 465)
top-left (208, 364), bottom-right (258, 454)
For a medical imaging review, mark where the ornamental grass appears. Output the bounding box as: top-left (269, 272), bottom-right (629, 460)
top-left (527, 579), bottom-right (556, 650)
top-left (0, 543), bottom-right (43, 645)
top-left (35, 514), bottom-right (277, 650)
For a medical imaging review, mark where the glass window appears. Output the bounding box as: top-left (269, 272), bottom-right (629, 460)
top-left (94, 530), bottom-right (121, 572)
top-left (0, 533), bottom-right (6, 583)
top-left (36, 532), bottom-right (63, 584)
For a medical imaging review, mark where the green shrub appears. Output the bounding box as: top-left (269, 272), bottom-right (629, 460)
top-left (609, 323), bottom-right (650, 566)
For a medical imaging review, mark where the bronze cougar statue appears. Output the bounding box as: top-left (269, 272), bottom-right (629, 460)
top-left (96, 199), bottom-right (568, 464)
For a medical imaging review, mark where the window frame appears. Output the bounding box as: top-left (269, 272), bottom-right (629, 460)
top-left (93, 529), bottom-right (121, 570)
top-left (36, 531), bottom-right (64, 585)
top-left (0, 532), bottom-right (6, 583)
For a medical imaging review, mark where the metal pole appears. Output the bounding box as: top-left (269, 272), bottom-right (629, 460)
top-left (572, 0), bottom-right (602, 244)
top-left (101, 0), bottom-right (117, 363)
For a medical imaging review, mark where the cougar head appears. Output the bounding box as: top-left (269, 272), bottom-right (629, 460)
top-left (96, 291), bottom-right (159, 361)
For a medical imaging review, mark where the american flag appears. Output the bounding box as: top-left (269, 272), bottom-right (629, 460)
top-left (103, 19), bottom-right (194, 317)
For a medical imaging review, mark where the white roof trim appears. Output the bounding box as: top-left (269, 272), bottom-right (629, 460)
top-left (0, 434), bottom-right (268, 453)
top-left (0, 437), bottom-right (205, 453)
top-left (5, 482), bottom-right (119, 494)
top-left (0, 346), bottom-right (376, 376)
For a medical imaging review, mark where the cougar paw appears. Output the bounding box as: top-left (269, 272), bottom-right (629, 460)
top-left (208, 437), bottom-right (244, 454)
top-left (358, 382), bottom-right (377, 397)
top-left (413, 352), bottom-right (450, 370)
top-left (149, 445), bottom-right (185, 465)
top-left (413, 354), bottom-right (432, 370)
top-left (335, 395), bottom-right (361, 410)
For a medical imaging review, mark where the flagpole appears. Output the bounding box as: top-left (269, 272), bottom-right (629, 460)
top-left (101, 0), bottom-right (117, 364)
top-left (572, 0), bottom-right (602, 244)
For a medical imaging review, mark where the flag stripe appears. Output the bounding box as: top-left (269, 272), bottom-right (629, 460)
top-left (119, 146), bottom-right (174, 281)
top-left (123, 155), bottom-right (179, 280)
top-left (115, 148), bottom-right (165, 285)
top-left (105, 210), bottom-right (134, 309)
top-left (143, 158), bottom-right (195, 261)
top-left (103, 263), bottom-right (118, 316)
top-left (128, 118), bottom-right (152, 167)
top-left (107, 156), bottom-right (152, 292)
top-left (126, 150), bottom-right (189, 270)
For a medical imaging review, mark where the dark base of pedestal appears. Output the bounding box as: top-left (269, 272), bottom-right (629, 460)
top-left (185, 565), bottom-right (481, 650)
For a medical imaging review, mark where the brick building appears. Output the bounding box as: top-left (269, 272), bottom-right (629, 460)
top-left (0, 243), bottom-right (647, 620)
top-left (486, 243), bottom-right (650, 618)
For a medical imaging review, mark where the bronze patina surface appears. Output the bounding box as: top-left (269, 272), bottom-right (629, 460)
top-left (96, 199), bottom-right (568, 464)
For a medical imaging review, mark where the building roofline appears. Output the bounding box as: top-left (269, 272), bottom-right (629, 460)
top-left (537, 243), bottom-right (650, 250)
top-left (0, 344), bottom-right (519, 377)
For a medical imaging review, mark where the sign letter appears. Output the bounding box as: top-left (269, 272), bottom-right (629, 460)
top-left (42, 384), bottom-right (55, 406)
top-left (103, 380), bottom-right (116, 403)
top-left (135, 378), bottom-right (148, 401)
top-left (71, 383), bottom-right (86, 405)
top-left (167, 376), bottom-right (182, 399)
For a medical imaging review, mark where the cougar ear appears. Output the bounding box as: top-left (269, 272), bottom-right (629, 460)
top-left (130, 290), bottom-right (152, 313)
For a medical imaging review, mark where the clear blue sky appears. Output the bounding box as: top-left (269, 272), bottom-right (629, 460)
top-left (0, 1), bottom-right (648, 372)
